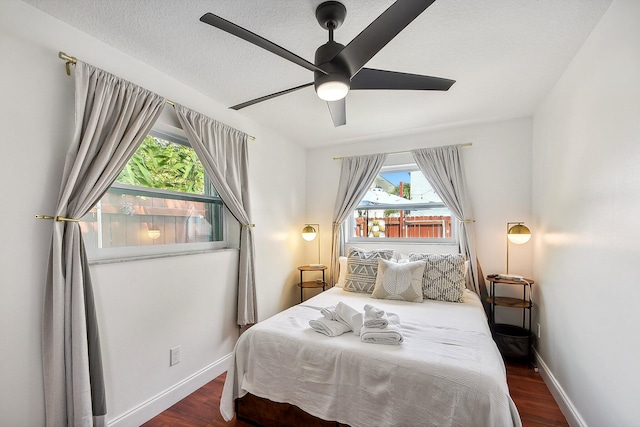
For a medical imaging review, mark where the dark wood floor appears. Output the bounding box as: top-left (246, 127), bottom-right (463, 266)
top-left (142, 359), bottom-right (568, 427)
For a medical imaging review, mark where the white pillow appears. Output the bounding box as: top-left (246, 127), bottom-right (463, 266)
top-left (335, 256), bottom-right (348, 287)
top-left (372, 258), bottom-right (426, 303)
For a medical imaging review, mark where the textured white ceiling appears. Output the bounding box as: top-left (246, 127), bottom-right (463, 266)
top-left (22, 0), bottom-right (612, 147)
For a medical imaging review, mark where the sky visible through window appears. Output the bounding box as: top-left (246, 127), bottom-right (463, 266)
top-left (380, 171), bottom-right (411, 186)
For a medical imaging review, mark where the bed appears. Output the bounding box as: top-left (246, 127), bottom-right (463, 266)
top-left (220, 254), bottom-right (521, 427)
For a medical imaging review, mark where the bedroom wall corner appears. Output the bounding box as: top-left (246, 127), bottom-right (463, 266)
top-left (532, 0), bottom-right (639, 425)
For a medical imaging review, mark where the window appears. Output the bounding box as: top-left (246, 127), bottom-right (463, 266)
top-left (349, 165), bottom-right (455, 242)
top-left (80, 130), bottom-right (227, 259)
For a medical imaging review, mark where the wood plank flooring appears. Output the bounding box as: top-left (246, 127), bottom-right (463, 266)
top-left (506, 358), bottom-right (569, 426)
top-left (143, 359), bottom-right (568, 427)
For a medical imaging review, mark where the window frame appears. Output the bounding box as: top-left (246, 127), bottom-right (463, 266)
top-left (84, 127), bottom-right (232, 263)
top-left (347, 163), bottom-right (457, 245)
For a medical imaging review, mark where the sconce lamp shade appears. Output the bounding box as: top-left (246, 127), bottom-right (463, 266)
top-left (301, 225), bottom-right (317, 241)
top-left (507, 223), bottom-right (531, 244)
top-left (148, 229), bottom-right (161, 240)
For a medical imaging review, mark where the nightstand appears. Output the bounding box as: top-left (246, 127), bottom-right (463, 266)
top-left (297, 265), bottom-right (327, 302)
top-left (486, 275), bottom-right (534, 361)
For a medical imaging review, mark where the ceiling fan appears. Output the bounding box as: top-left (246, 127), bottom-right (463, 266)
top-left (200, 0), bottom-right (455, 127)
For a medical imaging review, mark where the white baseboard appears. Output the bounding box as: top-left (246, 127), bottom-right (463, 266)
top-left (533, 349), bottom-right (587, 427)
top-left (107, 353), bottom-right (232, 427)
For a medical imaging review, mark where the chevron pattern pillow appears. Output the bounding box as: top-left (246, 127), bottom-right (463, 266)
top-left (372, 258), bottom-right (426, 302)
top-left (344, 247), bottom-right (394, 293)
top-left (408, 253), bottom-right (466, 302)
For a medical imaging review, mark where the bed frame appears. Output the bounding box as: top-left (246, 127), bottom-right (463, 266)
top-left (236, 392), bottom-right (349, 427)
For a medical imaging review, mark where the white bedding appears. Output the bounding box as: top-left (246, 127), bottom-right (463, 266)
top-left (221, 287), bottom-right (521, 427)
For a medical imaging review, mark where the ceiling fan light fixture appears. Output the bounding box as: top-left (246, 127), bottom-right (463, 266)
top-left (201, 1), bottom-right (451, 126)
top-left (315, 73), bottom-right (350, 101)
top-left (317, 80), bottom-right (349, 101)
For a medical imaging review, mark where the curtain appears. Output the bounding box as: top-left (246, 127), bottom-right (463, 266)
top-left (43, 62), bottom-right (165, 426)
top-left (411, 145), bottom-right (485, 301)
top-left (173, 104), bottom-right (256, 325)
top-left (329, 154), bottom-right (387, 285)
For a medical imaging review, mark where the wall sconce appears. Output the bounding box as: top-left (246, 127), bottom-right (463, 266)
top-left (503, 221), bottom-right (531, 278)
top-left (301, 224), bottom-right (324, 267)
top-left (148, 228), bottom-right (161, 240)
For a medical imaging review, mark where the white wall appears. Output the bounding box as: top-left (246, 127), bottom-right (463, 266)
top-left (0, 1), bottom-right (306, 425)
top-left (305, 118), bottom-right (535, 313)
top-left (532, 0), bottom-right (639, 425)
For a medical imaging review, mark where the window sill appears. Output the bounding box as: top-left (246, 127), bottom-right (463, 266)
top-left (88, 247), bottom-right (239, 265)
top-left (347, 238), bottom-right (457, 245)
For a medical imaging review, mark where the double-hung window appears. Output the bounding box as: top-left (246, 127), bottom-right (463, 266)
top-left (80, 128), bottom-right (227, 260)
top-left (349, 164), bottom-right (455, 243)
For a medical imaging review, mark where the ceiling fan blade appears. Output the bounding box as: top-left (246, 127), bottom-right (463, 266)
top-left (200, 13), bottom-right (327, 75)
top-left (333, 0), bottom-right (435, 76)
top-left (231, 82), bottom-right (313, 110)
top-left (351, 68), bottom-right (455, 91)
top-left (327, 99), bottom-right (346, 127)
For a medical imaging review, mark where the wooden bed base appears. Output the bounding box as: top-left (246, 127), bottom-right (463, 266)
top-left (235, 393), bottom-right (349, 427)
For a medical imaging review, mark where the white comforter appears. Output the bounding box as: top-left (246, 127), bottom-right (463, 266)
top-left (221, 287), bottom-right (521, 427)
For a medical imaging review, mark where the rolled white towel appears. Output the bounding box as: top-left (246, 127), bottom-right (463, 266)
top-left (334, 302), bottom-right (359, 329)
top-left (309, 317), bottom-right (352, 337)
top-left (364, 304), bottom-right (385, 318)
top-left (364, 305), bottom-right (390, 328)
top-left (320, 305), bottom-right (337, 321)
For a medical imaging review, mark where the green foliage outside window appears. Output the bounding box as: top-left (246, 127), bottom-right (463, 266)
top-left (390, 183), bottom-right (411, 199)
top-left (117, 136), bottom-right (205, 194)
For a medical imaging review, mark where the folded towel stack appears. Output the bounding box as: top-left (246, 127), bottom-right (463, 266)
top-left (310, 302), bottom-right (404, 344)
top-left (360, 313), bottom-right (403, 345)
top-left (363, 304), bottom-right (389, 328)
top-left (309, 317), bottom-right (352, 337)
top-left (334, 302), bottom-right (359, 329)
top-left (310, 302), bottom-right (360, 337)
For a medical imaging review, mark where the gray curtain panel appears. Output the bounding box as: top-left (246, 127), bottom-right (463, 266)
top-left (43, 61), bottom-right (165, 426)
top-left (173, 104), bottom-right (257, 326)
top-left (329, 154), bottom-right (387, 285)
top-left (411, 145), bottom-right (483, 299)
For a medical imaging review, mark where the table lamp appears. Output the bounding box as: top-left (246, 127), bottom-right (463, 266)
top-left (302, 224), bottom-right (324, 267)
top-left (499, 222), bottom-right (531, 280)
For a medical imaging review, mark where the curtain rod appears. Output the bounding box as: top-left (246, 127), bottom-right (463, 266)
top-left (332, 142), bottom-right (472, 160)
top-left (57, 51), bottom-right (256, 141)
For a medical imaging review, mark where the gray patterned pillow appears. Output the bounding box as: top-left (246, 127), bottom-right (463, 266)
top-left (372, 259), bottom-right (426, 302)
top-left (408, 253), bottom-right (466, 302)
top-left (344, 248), bottom-right (394, 293)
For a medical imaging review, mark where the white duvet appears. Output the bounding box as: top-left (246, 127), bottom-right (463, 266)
top-left (220, 287), bottom-right (521, 427)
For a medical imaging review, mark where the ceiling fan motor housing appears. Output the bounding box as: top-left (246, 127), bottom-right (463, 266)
top-left (314, 41), bottom-right (350, 97)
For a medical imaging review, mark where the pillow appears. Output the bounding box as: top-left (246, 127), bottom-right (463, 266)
top-left (372, 259), bottom-right (426, 302)
top-left (335, 256), bottom-right (348, 287)
top-left (408, 253), bottom-right (466, 302)
top-left (344, 248), bottom-right (394, 293)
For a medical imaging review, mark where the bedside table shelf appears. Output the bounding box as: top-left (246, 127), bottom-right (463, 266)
top-left (297, 265), bottom-right (327, 302)
top-left (486, 296), bottom-right (532, 309)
